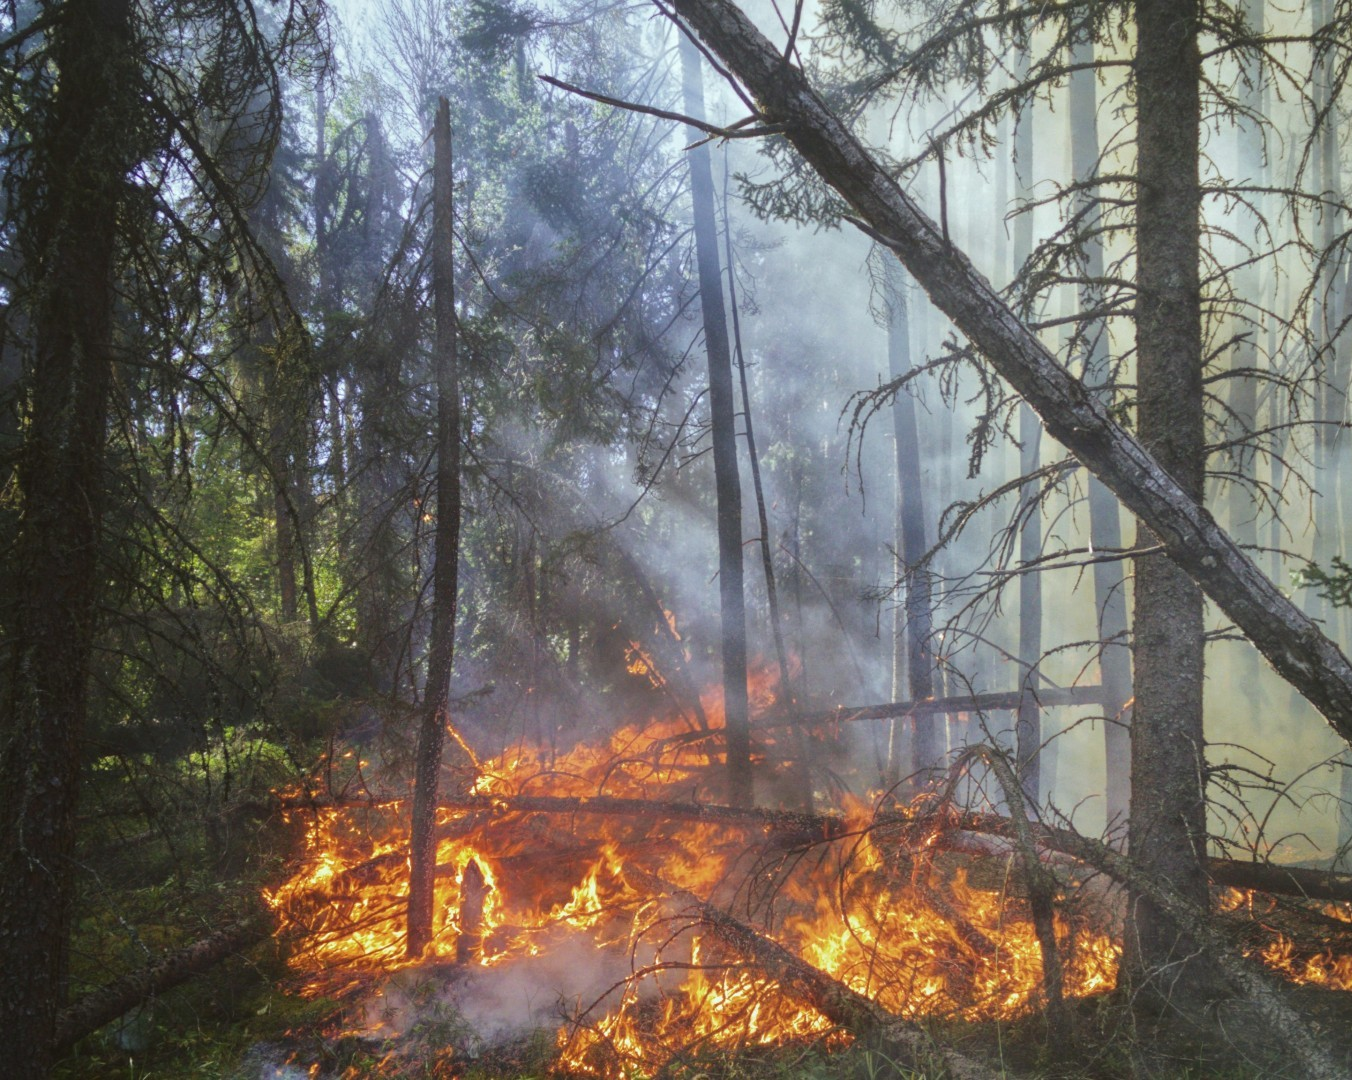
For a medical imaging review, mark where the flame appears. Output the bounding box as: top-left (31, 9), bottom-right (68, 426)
top-left (265, 681), bottom-right (1349, 1073)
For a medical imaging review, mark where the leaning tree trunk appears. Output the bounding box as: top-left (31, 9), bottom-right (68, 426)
top-left (1124, 0), bottom-right (1213, 1001)
top-left (1068, 27), bottom-right (1133, 829)
top-left (656, 0), bottom-right (1352, 745)
top-left (408, 97), bottom-right (470, 957)
top-left (679, 30), bottom-right (752, 806)
top-left (883, 261), bottom-right (939, 783)
top-left (0, 1), bottom-right (132, 1073)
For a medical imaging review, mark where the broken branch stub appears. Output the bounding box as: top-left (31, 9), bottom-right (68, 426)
top-left (660, 0), bottom-right (1352, 749)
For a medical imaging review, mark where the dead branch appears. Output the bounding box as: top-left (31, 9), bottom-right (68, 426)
top-left (278, 791), bottom-right (865, 843)
top-left (768, 684), bottom-right (1108, 730)
top-left (625, 866), bottom-right (1016, 1080)
top-left (967, 749), bottom-right (1066, 1037)
top-left (53, 921), bottom-right (266, 1051)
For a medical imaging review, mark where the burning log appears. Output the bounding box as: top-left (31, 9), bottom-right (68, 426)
top-left (456, 859), bottom-right (489, 964)
top-left (53, 921), bottom-right (266, 1052)
top-left (625, 866), bottom-right (1015, 1080)
top-left (1206, 858), bottom-right (1352, 905)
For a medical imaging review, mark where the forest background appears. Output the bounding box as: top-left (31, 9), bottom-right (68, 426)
top-left (6, 0), bottom-right (1352, 1075)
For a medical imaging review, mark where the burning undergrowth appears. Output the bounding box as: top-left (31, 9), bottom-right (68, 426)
top-left (264, 696), bottom-right (1130, 1076)
top-left (260, 683), bottom-right (1352, 1077)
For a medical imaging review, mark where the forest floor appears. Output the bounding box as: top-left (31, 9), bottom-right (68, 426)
top-left (51, 933), bottom-right (1352, 1080)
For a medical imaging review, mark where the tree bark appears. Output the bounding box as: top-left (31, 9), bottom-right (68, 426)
top-left (1012, 52), bottom-right (1043, 804)
top-left (1125, 0), bottom-right (1213, 1000)
top-left (0, 1), bottom-right (132, 1073)
top-left (407, 97), bottom-right (470, 958)
top-left (657, 0), bottom-right (1352, 754)
top-left (679, 31), bottom-right (752, 806)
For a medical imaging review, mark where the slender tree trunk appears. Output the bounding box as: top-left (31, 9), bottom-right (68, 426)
top-left (1012, 52), bottom-right (1043, 804)
top-left (1125, 0), bottom-right (1213, 1000)
top-left (679, 30), bottom-right (752, 806)
top-left (724, 157), bottom-right (791, 707)
top-left (0, 1), bottom-right (132, 1073)
top-left (883, 263), bottom-right (938, 783)
top-left (1068, 28), bottom-right (1133, 829)
top-left (408, 97), bottom-right (468, 957)
top-left (1227, 0), bottom-right (1264, 701)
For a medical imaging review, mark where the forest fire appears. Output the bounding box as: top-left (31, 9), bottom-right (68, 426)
top-left (266, 692), bottom-right (1129, 1073)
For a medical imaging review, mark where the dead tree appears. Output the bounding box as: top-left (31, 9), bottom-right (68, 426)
top-left (679, 31), bottom-right (753, 806)
top-left (408, 97), bottom-right (473, 958)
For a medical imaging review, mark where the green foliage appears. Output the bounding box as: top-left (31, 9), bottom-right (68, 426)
top-left (1296, 556), bottom-right (1352, 610)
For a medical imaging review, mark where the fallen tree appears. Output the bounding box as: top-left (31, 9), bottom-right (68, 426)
top-left (624, 865), bottom-right (1012, 1080)
top-left (650, 0), bottom-right (1352, 751)
top-left (778, 685), bottom-right (1108, 729)
top-left (280, 790), bottom-right (1352, 905)
top-left (53, 921), bottom-right (266, 1052)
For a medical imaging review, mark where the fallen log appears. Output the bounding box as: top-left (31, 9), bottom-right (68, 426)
top-left (659, 0), bottom-right (1352, 756)
top-left (277, 791), bottom-right (868, 844)
top-left (1206, 858), bottom-right (1352, 905)
top-left (279, 790), bottom-right (1352, 907)
top-left (765, 685), bottom-right (1109, 730)
top-left (53, 921), bottom-right (266, 1052)
top-left (931, 819), bottom-right (1352, 905)
top-left (625, 866), bottom-right (1013, 1080)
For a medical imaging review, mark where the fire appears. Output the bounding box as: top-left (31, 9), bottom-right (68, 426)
top-left (264, 691), bottom-right (1346, 1074)
top-left (1259, 934), bottom-right (1352, 990)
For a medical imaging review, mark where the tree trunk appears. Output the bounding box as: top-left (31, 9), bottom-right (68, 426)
top-left (1012, 51), bottom-right (1043, 805)
top-left (408, 97), bottom-right (469, 958)
top-left (1068, 28), bottom-right (1133, 829)
top-left (883, 263), bottom-right (939, 783)
top-left (1125, 0), bottom-right (1213, 1001)
top-left (661, 0), bottom-right (1352, 753)
top-left (679, 30), bottom-right (752, 806)
top-left (0, 1), bottom-right (132, 1073)
top-left (1226, 0), bottom-right (1264, 709)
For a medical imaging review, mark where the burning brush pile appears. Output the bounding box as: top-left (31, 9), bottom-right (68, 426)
top-left (263, 697), bottom-right (1352, 1077)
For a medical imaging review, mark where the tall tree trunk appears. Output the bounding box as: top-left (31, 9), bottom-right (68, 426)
top-left (883, 263), bottom-right (938, 784)
top-left (408, 97), bottom-right (468, 957)
top-left (1012, 50), bottom-right (1043, 804)
top-left (1068, 27), bottom-right (1133, 829)
top-left (0, 1), bottom-right (132, 1072)
top-left (679, 30), bottom-right (752, 806)
top-left (1125, 0), bottom-right (1212, 999)
top-left (1226, 0), bottom-right (1264, 707)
